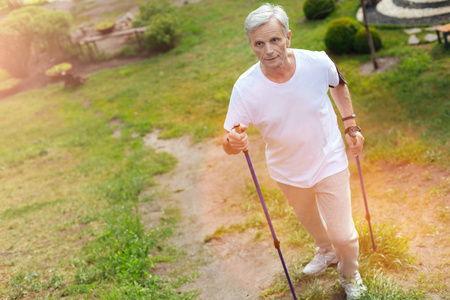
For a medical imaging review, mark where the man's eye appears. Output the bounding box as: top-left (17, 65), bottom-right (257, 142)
top-left (256, 42), bottom-right (263, 46)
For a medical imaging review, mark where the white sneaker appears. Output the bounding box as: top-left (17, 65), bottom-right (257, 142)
top-left (339, 271), bottom-right (368, 299)
top-left (302, 248), bottom-right (338, 275)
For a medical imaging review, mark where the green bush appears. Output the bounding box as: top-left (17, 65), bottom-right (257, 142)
top-left (303, 0), bottom-right (336, 20)
top-left (143, 13), bottom-right (181, 52)
top-left (133, 0), bottom-right (175, 28)
top-left (324, 17), bottom-right (363, 54)
top-left (0, 6), bottom-right (72, 77)
top-left (354, 27), bottom-right (382, 53)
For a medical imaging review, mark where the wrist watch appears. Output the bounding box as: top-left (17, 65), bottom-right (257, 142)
top-left (345, 126), bottom-right (361, 137)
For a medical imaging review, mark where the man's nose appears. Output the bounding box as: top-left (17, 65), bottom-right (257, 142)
top-left (266, 43), bottom-right (274, 54)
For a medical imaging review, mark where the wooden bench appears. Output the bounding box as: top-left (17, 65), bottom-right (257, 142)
top-left (436, 24), bottom-right (450, 50)
top-left (77, 26), bottom-right (148, 59)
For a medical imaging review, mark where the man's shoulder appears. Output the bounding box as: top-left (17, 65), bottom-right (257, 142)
top-left (291, 48), bottom-right (329, 61)
top-left (235, 62), bottom-right (260, 86)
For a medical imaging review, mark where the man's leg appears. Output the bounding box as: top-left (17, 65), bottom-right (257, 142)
top-left (313, 169), bottom-right (359, 277)
top-left (276, 182), bottom-right (332, 250)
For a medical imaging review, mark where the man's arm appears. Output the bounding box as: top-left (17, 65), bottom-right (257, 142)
top-left (330, 84), bottom-right (364, 156)
top-left (222, 124), bottom-right (249, 155)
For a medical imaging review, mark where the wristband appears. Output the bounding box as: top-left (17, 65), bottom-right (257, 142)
top-left (342, 114), bottom-right (356, 122)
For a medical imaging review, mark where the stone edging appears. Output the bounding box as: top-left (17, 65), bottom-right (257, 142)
top-left (357, 0), bottom-right (450, 25)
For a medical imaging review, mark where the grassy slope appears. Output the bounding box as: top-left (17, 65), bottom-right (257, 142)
top-left (0, 0), bottom-right (448, 298)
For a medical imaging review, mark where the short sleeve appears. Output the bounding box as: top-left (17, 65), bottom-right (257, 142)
top-left (223, 86), bottom-right (251, 131)
top-left (327, 55), bottom-right (347, 87)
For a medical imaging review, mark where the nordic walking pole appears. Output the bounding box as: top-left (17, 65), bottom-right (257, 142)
top-left (355, 155), bottom-right (376, 252)
top-left (350, 133), bottom-right (376, 251)
top-left (233, 124), bottom-right (297, 300)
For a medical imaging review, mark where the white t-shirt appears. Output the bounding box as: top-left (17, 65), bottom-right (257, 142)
top-left (224, 49), bottom-right (348, 188)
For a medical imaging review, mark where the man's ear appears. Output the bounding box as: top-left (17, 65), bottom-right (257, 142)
top-left (286, 30), bottom-right (292, 47)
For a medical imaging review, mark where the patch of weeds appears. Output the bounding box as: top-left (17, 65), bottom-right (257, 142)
top-left (262, 266), bottom-right (342, 299)
top-left (45, 274), bottom-right (65, 291)
top-left (357, 221), bottom-right (414, 271)
top-left (437, 205), bottom-right (449, 222)
top-left (74, 206), bottom-right (158, 285)
top-left (416, 268), bottom-right (449, 297)
top-left (362, 269), bottom-right (423, 299)
top-left (8, 272), bottom-right (65, 300)
top-left (204, 216), bottom-right (264, 242)
top-left (398, 51), bottom-right (431, 74)
top-left (366, 132), bottom-right (431, 166)
top-left (430, 177), bottom-right (449, 199)
top-left (8, 272), bottom-right (42, 299)
top-left (100, 276), bottom-right (197, 299)
top-left (67, 202), bottom-right (190, 298)
top-left (99, 150), bottom-right (176, 205)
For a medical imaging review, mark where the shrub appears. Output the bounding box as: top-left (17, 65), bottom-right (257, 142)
top-left (143, 13), bottom-right (181, 52)
top-left (303, 0), bottom-right (336, 20)
top-left (0, 6), bottom-right (72, 77)
top-left (44, 62), bottom-right (72, 77)
top-left (324, 17), bottom-right (363, 54)
top-left (354, 27), bottom-right (382, 53)
top-left (132, 0), bottom-right (175, 28)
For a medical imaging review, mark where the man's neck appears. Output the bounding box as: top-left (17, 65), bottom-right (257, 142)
top-left (261, 50), bottom-right (296, 83)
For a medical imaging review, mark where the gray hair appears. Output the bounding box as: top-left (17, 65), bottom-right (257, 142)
top-left (244, 3), bottom-right (289, 42)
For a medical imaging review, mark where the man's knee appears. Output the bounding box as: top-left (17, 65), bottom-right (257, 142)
top-left (331, 230), bottom-right (359, 249)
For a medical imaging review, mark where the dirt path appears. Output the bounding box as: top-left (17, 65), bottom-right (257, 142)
top-left (140, 131), bottom-right (285, 299)
top-left (140, 131), bottom-right (449, 299)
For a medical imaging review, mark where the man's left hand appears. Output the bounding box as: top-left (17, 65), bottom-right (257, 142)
top-left (345, 132), bottom-right (364, 156)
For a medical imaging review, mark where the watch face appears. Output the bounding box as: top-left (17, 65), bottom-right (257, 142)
top-left (346, 126), bottom-right (360, 137)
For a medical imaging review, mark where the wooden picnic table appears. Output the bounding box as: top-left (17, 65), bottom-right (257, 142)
top-left (77, 26), bottom-right (148, 59)
top-left (436, 23), bottom-right (450, 50)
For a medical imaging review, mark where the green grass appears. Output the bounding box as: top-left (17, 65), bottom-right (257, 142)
top-left (0, 0), bottom-right (449, 298)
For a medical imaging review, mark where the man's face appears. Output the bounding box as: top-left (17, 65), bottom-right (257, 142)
top-left (249, 18), bottom-right (291, 71)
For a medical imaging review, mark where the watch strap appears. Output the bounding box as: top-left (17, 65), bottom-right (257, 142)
top-left (342, 114), bottom-right (356, 122)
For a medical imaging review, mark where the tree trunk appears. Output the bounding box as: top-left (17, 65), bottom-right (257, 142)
top-left (359, 0), bottom-right (378, 70)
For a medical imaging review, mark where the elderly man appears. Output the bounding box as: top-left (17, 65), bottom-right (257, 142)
top-left (222, 3), bottom-right (367, 299)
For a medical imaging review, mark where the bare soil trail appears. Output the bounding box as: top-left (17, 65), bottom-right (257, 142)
top-left (142, 131), bottom-right (449, 299)
top-left (141, 131), bottom-right (285, 299)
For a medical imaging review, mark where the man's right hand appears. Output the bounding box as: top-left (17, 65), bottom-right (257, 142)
top-left (222, 124), bottom-right (249, 154)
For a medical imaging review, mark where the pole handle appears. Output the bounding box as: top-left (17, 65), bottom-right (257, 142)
top-left (233, 123), bottom-right (248, 152)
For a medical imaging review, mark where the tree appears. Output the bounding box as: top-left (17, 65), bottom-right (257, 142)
top-left (0, 6), bottom-right (72, 77)
top-left (359, 0), bottom-right (378, 69)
